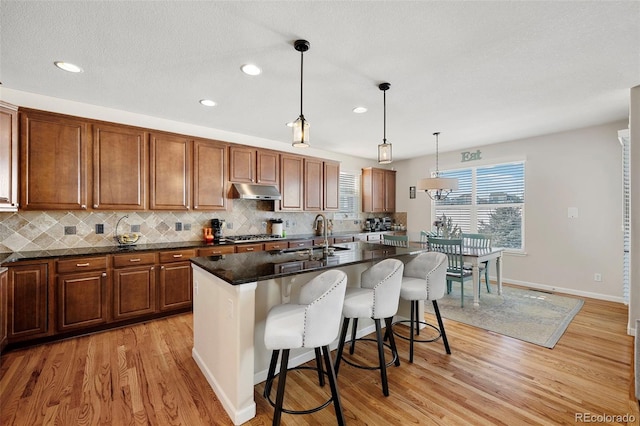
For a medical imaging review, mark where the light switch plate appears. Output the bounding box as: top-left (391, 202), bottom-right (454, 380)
top-left (568, 207), bottom-right (578, 218)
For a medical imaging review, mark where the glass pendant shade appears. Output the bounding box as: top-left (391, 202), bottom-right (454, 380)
top-left (378, 142), bottom-right (392, 164)
top-left (292, 115), bottom-right (310, 148)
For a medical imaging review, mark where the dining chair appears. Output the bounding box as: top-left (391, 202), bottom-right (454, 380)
top-left (427, 237), bottom-right (473, 307)
top-left (419, 230), bottom-right (436, 243)
top-left (461, 233), bottom-right (491, 293)
top-left (382, 234), bottom-right (408, 247)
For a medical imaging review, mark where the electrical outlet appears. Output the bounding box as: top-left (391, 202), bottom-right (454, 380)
top-left (131, 224), bottom-right (140, 233)
top-left (175, 222), bottom-right (182, 231)
top-left (95, 224), bottom-right (104, 234)
top-left (227, 222), bottom-right (233, 229)
top-left (64, 226), bottom-right (76, 235)
top-left (285, 220), bottom-right (290, 228)
top-left (183, 223), bottom-right (191, 231)
top-left (594, 273), bottom-right (602, 282)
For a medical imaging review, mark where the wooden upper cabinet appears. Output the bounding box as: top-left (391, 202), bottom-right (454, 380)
top-left (229, 146), bottom-right (279, 186)
top-left (93, 124), bottom-right (147, 210)
top-left (256, 149), bottom-right (279, 186)
top-left (19, 110), bottom-right (90, 210)
top-left (280, 153), bottom-right (304, 211)
top-left (149, 132), bottom-right (191, 210)
top-left (362, 167), bottom-right (395, 213)
top-left (304, 157), bottom-right (323, 211)
top-left (323, 160), bottom-right (340, 211)
top-left (0, 102), bottom-right (18, 211)
top-left (384, 169), bottom-right (396, 212)
top-left (193, 139), bottom-right (227, 211)
top-left (229, 145), bottom-right (256, 183)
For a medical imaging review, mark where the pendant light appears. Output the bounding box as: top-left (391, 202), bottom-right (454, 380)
top-left (417, 132), bottom-right (458, 200)
top-left (377, 82), bottom-right (392, 164)
top-left (292, 39), bottom-right (310, 148)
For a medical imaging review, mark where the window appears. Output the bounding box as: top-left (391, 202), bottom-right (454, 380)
top-left (434, 162), bottom-right (525, 250)
top-left (338, 170), bottom-right (360, 219)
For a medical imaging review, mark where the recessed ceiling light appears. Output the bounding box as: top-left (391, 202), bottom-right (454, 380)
top-left (54, 61), bottom-right (83, 73)
top-left (199, 99), bottom-right (217, 107)
top-left (241, 64), bottom-right (262, 76)
top-left (353, 107), bottom-right (368, 114)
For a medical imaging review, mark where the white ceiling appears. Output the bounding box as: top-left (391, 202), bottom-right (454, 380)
top-left (1, 1), bottom-right (639, 161)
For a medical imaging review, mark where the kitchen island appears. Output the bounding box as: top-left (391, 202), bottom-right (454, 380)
top-left (190, 241), bottom-right (428, 425)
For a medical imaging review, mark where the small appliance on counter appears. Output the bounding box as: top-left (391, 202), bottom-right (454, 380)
top-left (270, 218), bottom-right (284, 236)
top-left (382, 217), bottom-right (393, 231)
top-left (211, 219), bottom-right (224, 242)
top-left (364, 218), bottom-right (381, 232)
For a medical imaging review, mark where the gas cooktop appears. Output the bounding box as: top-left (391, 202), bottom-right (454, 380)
top-left (223, 234), bottom-right (284, 243)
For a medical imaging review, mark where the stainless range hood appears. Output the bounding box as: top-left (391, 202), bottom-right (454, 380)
top-left (231, 183), bottom-right (282, 200)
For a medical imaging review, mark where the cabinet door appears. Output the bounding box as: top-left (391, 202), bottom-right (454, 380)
top-left (323, 161), bottom-right (340, 211)
top-left (20, 110), bottom-right (89, 210)
top-left (304, 158), bottom-right (323, 211)
top-left (362, 167), bottom-right (386, 213)
top-left (149, 133), bottom-right (190, 210)
top-left (159, 262), bottom-right (192, 311)
top-left (384, 170), bottom-right (396, 212)
top-left (280, 154), bottom-right (304, 211)
top-left (57, 271), bottom-right (108, 332)
top-left (0, 269), bottom-right (7, 351)
top-left (93, 124), bottom-right (147, 210)
top-left (229, 145), bottom-right (255, 183)
top-left (8, 263), bottom-right (48, 341)
top-left (0, 102), bottom-right (18, 211)
top-left (193, 139), bottom-right (227, 210)
top-left (113, 266), bottom-right (157, 320)
top-left (256, 149), bottom-right (279, 185)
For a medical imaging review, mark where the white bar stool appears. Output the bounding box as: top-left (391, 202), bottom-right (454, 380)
top-left (393, 252), bottom-right (451, 362)
top-left (334, 258), bottom-right (404, 397)
top-left (263, 269), bottom-right (348, 426)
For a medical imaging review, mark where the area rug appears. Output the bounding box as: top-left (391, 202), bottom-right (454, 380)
top-left (424, 283), bottom-right (584, 348)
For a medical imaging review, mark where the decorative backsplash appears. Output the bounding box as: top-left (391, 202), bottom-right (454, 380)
top-left (0, 200), bottom-right (406, 253)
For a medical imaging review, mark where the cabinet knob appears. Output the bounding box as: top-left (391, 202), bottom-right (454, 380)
top-left (81, 204), bottom-right (87, 210)
top-left (151, 266), bottom-right (155, 270)
top-left (173, 254), bottom-right (183, 258)
top-left (93, 204), bottom-right (98, 208)
top-left (76, 263), bottom-right (90, 267)
top-left (102, 272), bottom-right (107, 277)
top-left (246, 247), bottom-right (254, 251)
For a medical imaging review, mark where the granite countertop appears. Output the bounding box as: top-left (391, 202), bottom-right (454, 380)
top-left (0, 230), bottom-right (399, 266)
top-left (190, 241), bottom-right (426, 285)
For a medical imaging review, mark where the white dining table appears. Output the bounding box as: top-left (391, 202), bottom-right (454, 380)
top-left (410, 242), bottom-right (504, 306)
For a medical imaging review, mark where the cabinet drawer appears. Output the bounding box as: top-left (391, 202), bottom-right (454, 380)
top-left (159, 249), bottom-right (196, 263)
top-left (288, 240), bottom-right (313, 249)
top-left (112, 252), bottom-right (156, 268)
top-left (264, 241), bottom-right (288, 251)
top-left (333, 236), bottom-right (354, 244)
top-left (236, 243), bottom-right (263, 253)
top-left (198, 246), bottom-right (235, 256)
top-left (57, 256), bottom-right (108, 274)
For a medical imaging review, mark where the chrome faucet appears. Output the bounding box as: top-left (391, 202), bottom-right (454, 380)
top-left (313, 213), bottom-right (329, 256)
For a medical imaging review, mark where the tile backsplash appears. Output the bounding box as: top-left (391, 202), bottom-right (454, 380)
top-left (0, 200), bottom-right (406, 253)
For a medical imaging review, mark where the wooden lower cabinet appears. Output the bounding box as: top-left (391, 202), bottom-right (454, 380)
top-left (0, 268), bottom-right (8, 351)
top-left (112, 252), bottom-right (157, 320)
top-left (158, 250), bottom-right (195, 311)
top-left (7, 263), bottom-right (49, 342)
top-left (57, 270), bottom-right (108, 332)
top-left (56, 256), bottom-right (109, 332)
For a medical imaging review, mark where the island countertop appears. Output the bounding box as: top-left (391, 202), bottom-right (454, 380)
top-left (189, 241), bottom-right (426, 285)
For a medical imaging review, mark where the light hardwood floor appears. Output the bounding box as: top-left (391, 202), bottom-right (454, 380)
top-left (1, 292), bottom-right (637, 425)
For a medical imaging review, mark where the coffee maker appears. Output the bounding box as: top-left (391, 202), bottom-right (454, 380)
top-left (211, 219), bottom-right (224, 242)
top-left (364, 218), bottom-right (380, 231)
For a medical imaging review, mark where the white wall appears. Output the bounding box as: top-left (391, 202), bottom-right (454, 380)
top-left (395, 120), bottom-right (627, 302)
